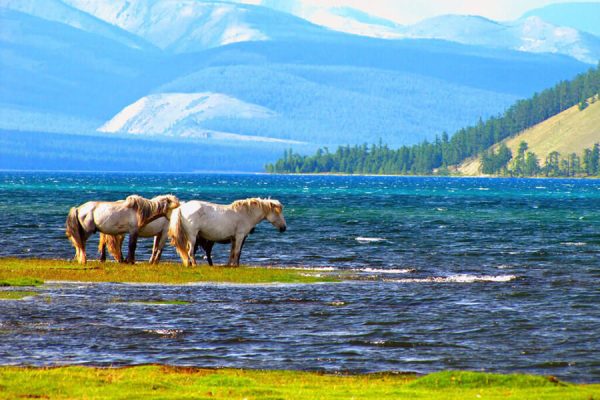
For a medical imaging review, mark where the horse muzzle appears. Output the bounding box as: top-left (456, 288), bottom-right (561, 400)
top-left (279, 226), bottom-right (287, 233)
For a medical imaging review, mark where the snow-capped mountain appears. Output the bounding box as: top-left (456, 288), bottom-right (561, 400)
top-left (98, 92), bottom-right (293, 143)
top-left (235, 0), bottom-right (404, 39)
top-left (523, 2), bottom-right (600, 37)
top-left (401, 14), bottom-right (600, 64)
top-left (28, 0), bottom-right (599, 63)
top-left (0, 0), bottom-right (155, 51)
top-left (59, 0), bottom-right (328, 53)
top-left (239, 1), bottom-right (599, 64)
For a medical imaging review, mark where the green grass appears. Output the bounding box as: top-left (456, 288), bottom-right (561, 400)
top-left (0, 290), bottom-right (38, 300)
top-left (0, 366), bottom-right (597, 399)
top-left (0, 277), bottom-right (44, 287)
top-left (0, 258), bottom-right (337, 285)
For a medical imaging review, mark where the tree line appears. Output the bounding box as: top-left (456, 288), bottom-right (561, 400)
top-left (482, 142), bottom-right (600, 177)
top-left (266, 64), bottom-right (600, 175)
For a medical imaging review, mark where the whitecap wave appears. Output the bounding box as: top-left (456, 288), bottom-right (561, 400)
top-left (290, 267), bottom-right (337, 272)
top-left (359, 268), bottom-right (414, 274)
top-left (143, 329), bottom-right (183, 338)
top-left (561, 242), bottom-right (586, 247)
top-left (355, 237), bottom-right (386, 243)
top-left (387, 274), bottom-right (517, 283)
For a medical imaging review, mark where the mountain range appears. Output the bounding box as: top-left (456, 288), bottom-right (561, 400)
top-left (0, 0), bottom-right (598, 171)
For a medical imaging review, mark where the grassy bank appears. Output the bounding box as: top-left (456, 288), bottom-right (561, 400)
top-left (0, 366), bottom-right (598, 399)
top-left (0, 258), bottom-right (336, 285)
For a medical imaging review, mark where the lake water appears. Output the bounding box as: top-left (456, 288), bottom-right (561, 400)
top-left (0, 172), bottom-right (599, 381)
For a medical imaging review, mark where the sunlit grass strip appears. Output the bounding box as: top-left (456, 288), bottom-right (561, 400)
top-left (0, 366), bottom-right (598, 400)
top-left (0, 277), bottom-right (44, 287)
top-left (0, 290), bottom-right (38, 300)
top-left (0, 258), bottom-right (337, 285)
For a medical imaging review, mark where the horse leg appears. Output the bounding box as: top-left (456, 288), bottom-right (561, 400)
top-left (152, 232), bottom-right (168, 265)
top-left (99, 240), bottom-right (107, 263)
top-left (125, 230), bottom-right (139, 264)
top-left (115, 235), bottom-right (125, 263)
top-left (228, 236), bottom-right (245, 267)
top-left (77, 232), bottom-right (91, 265)
top-left (235, 236), bottom-right (248, 266)
top-left (227, 237), bottom-right (236, 266)
top-left (196, 236), bottom-right (214, 266)
top-left (187, 236), bottom-right (197, 267)
top-left (204, 241), bottom-right (215, 266)
top-left (149, 235), bottom-right (159, 264)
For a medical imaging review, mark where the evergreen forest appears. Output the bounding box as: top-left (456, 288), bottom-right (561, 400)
top-left (266, 64), bottom-right (600, 176)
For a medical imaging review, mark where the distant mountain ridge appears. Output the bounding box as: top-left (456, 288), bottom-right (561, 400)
top-left (1, 0), bottom-right (157, 51)
top-left (60, 0), bottom-right (331, 52)
top-left (523, 2), bottom-right (600, 37)
top-left (400, 14), bottom-right (600, 64)
top-left (248, 1), bottom-right (600, 64)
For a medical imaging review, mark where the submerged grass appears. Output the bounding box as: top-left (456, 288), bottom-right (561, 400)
top-left (0, 366), bottom-right (597, 399)
top-left (0, 258), bottom-right (336, 285)
top-left (0, 290), bottom-right (38, 300)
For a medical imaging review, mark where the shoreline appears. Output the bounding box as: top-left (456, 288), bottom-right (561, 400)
top-left (2, 169), bottom-right (599, 179)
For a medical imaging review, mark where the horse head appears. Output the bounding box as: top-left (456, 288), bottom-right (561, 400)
top-left (264, 199), bottom-right (287, 233)
top-left (152, 194), bottom-right (180, 218)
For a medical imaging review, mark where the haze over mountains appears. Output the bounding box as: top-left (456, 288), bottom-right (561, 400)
top-left (0, 0), bottom-right (598, 171)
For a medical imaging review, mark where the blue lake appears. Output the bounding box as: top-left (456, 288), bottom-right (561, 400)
top-left (0, 172), bottom-right (599, 381)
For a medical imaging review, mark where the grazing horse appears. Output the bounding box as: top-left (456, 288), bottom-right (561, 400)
top-left (169, 198), bottom-right (286, 267)
top-left (98, 216), bottom-right (170, 264)
top-left (65, 195), bottom-right (179, 264)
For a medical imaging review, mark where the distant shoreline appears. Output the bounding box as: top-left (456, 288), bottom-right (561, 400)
top-left (1, 169), bottom-right (598, 179)
top-left (264, 172), bottom-right (600, 179)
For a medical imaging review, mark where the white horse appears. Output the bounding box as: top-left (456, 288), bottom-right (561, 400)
top-left (66, 194), bottom-right (179, 264)
top-left (98, 216), bottom-right (169, 264)
top-left (168, 198), bottom-right (287, 267)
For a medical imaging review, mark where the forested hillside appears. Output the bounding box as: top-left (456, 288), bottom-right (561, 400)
top-left (266, 64), bottom-right (600, 175)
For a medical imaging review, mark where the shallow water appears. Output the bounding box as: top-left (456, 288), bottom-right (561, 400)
top-left (0, 172), bottom-right (599, 381)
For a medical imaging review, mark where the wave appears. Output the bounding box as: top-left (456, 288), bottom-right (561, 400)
top-left (143, 329), bottom-right (183, 338)
top-left (561, 242), bottom-right (586, 247)
top-left (386, 274), bottom-right (517, 283)
top-left (355, 237), bottom-right (387, 243)
top-left (290, 266), bottom-right (337, 271)
top-left (359, 268), bottom-right (415, 274)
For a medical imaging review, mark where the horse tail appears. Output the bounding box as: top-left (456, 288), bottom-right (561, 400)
top-left (98, 233), bottom-right (124, 263)
top-left (65, 207), bottom-right (85, 263)
top-left (168, 207), bottom-right (189, 265)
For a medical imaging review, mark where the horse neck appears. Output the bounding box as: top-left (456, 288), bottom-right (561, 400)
top-left (138, 200), bottom-right (164, 227)
top-left (242, 204), bottom-right (267, 226)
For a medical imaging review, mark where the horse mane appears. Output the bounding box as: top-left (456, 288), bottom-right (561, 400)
top-left (230, 198), bottom-right (283, 216)
top-left (124, 194), bottom-right (179, 226)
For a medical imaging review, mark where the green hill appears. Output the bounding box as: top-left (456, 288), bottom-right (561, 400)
top-left (459, 96), bottom-right (600, 175)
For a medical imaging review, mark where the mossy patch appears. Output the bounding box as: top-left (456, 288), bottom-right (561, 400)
top-left (409, 370), bottom-right (565, 389)
top-left (0, 277), bottom-right (44, 287)
top-left (0, 291), bottom-right (38, 300)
